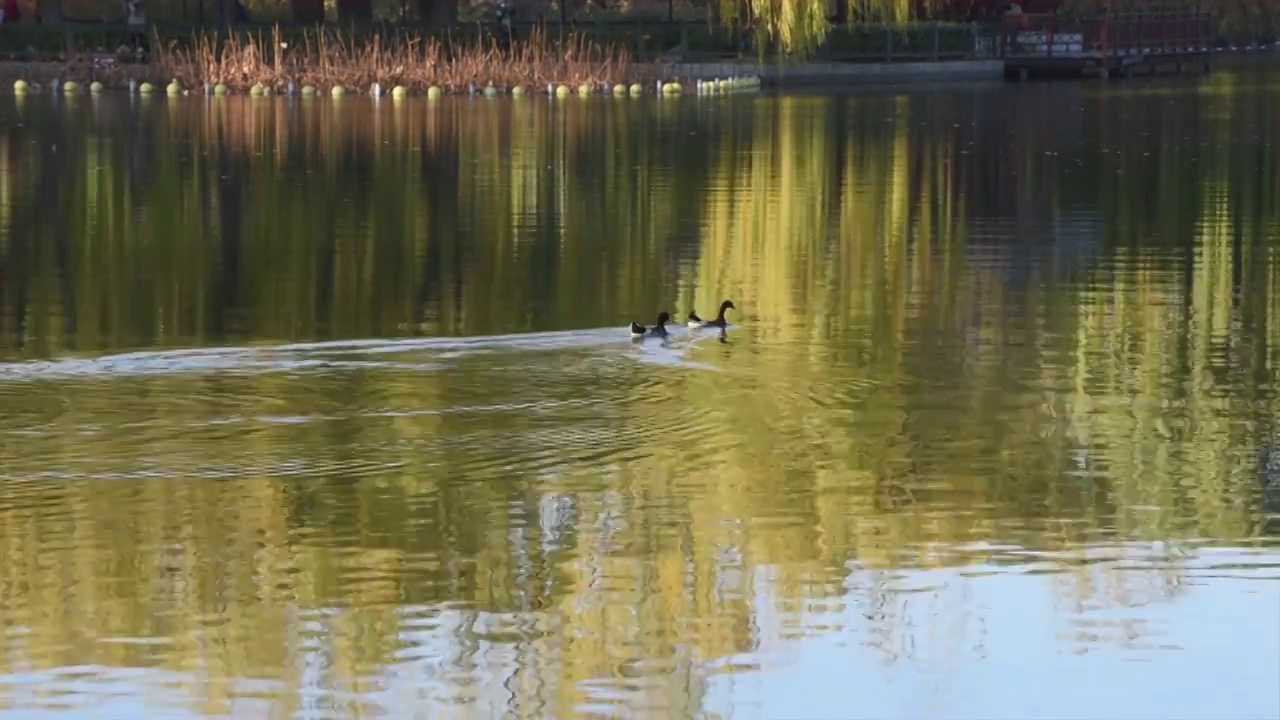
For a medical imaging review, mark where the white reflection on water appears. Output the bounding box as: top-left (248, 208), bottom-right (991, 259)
top-left (704, 546), bottom-right (1280, 720)
top-left (7, 546), bottom-right (1263, 719)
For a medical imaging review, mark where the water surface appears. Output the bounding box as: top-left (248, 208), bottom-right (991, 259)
top-left (0, 60), bottom-right (1278, 719)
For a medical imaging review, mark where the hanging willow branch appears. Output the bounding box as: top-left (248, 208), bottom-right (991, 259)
top-left (709, 0), bottom-right (937, 56)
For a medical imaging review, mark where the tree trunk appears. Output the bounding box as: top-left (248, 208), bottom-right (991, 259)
top-left (833, 0), bottom-right (848, 23)
top-left (336, 0), bottom-right (372, 23)
top-left (292, 0), bottom-right (324, 24)
top-left (419, 0), bottom-right (458, 27)
top-left (37, 0), bottom-right (61, 24)
top-left (214, 0), bottom-right (236, 26)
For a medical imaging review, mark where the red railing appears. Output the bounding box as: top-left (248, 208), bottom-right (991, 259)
top-left (1000, 9), bottom-right (1212, 59)
top-left (1098, 10), bottom-right (1213, 56)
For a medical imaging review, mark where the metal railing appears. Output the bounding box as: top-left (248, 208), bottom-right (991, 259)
top-left (997, 9), bottom-right (1213, 59)
top-left (1099, 10), bottom-right (1213, 56)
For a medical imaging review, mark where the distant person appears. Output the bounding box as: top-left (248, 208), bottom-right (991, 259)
top-left (1005, 0), bottom-right (1029, 31)
top-left (494, 1), bottom-right (513, 48)
top-left (125, 0), bottom-right (145, 27)
top-left (1, 0), bottom-right (20, 24)
top-left (1002, 0), bottom-right (1028, 53)
top-left (124, 0), bottom-right (147, 57)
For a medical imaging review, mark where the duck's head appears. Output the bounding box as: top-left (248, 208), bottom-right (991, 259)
top-left (655, 311), bottom-right (671, 326)
top-left (720, 300), bottom-right (735, 312)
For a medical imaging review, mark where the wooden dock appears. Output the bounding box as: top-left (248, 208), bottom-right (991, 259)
top-left (1000, 9), bottom-right (1214, 81)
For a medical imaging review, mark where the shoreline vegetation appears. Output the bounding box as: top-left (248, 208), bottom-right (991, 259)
top-left (0, 18), bottom-right (1269, 98)
top-left (7, 27), bottom-right (670, 96)
top-left (0, 19), bottom-right (977, 97)
top-left (164, 27), bottom-right (641, 96)
top-left (0, 26), bottom-right (774, 97)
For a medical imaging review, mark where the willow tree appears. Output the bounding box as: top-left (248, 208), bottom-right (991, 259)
top-left (711, 0), bottom-right (933, 56)
top-left (336, 0), bottom-right (371, 22)
top-left (291, 0), bottom-right (324, 24)
top-left (419, 0), bottom-right (459, 26)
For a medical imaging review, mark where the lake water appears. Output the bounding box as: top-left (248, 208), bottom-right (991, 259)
top-left (0, 59), bottom-right (1278, 719)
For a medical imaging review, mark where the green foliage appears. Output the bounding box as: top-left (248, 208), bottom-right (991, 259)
top-left (0, 23), bottom-right (141, 60)
top-left (823, 23), bottom-right (977, 58)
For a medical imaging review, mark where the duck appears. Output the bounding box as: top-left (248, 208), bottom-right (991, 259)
top-left (694, 300), bottom-right (735, 329)
top-left (630, 311), bottom-right (673, 339)
top-left (686, 311), bottom-right (704, 328)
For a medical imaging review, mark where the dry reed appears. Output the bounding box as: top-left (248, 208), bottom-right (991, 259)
top-left (151, 25), bottom-right (649, 93)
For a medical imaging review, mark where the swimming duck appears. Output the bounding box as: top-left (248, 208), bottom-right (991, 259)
top-left (686, 311), bottom-right (704, 328)
top-left (630, 311), bottom-right (674, 339)
top-left (696, 300), bottom-right (735, 329)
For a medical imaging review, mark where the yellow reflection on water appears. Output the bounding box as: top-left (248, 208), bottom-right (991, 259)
top-left (0, 66), bottom-right (1278, 718)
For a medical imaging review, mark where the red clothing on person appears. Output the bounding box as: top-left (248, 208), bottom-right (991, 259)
top-left (1006, 0), bottom-right (1029, 31)
top-left (2, 0), bottom-right (19, 23)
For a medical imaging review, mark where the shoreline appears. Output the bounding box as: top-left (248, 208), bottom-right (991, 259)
top-left (0, 51), bottom-right (1271, 96)
top-left (657, 59), bottom-right (1004, 86)
top-left (661, 49), bottom-right (1274, 87)
top-left (0, 58), bottom-right (1009, 94)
